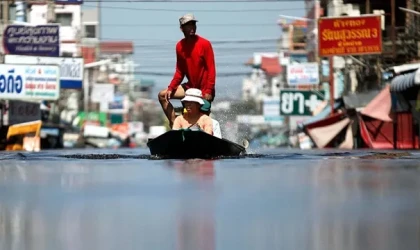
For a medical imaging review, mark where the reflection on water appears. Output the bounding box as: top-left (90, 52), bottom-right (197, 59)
top-left (0, 155), bottom-right (420, 250)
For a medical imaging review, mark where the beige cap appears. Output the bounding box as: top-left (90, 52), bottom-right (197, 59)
top-left (179, 13), bottom-right (198, 26)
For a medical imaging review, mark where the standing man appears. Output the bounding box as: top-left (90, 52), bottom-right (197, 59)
top-left (158, 13), bottom-right (216, 127)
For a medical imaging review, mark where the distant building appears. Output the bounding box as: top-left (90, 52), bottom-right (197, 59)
top-left (243, 53), bottom-right (283, 102)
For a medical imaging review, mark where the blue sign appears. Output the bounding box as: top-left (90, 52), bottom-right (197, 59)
top-left (0, 64), bottom-right (60, 101)
top-left (5, 55), bottom-right (84, 89)
top-left (0, 69), bottom-right (23, 94)
top-left (3, 25), bottom-right (60, 57)
top-left (55, 0), bottom-right (83, 4)
top-left (109, 95), bottom-right (124, 110)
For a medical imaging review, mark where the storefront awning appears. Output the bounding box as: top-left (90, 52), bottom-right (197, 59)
top-left (360, 85), bottom-right (392, 122)
top-left (390, 68), bottom-right (420, 92)
top-left (298, 99), bottom-right (343, 129)
top-left (307, 117), bottom-right (351, 148)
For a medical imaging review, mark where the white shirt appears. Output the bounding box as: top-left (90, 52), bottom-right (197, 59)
top-left (212, 119), bottom-right (222, 139)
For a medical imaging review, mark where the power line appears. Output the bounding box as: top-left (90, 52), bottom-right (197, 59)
top-left (138, 61), bottom-right (241, 67)
top-left (101, 0), bottom-right (299, 1)
top-left (101, 23), bottom-right (276, 27)
top-left (83, 4), bottom-right (305, 12)
top-left (133, 71), bottom-right (248, 77)
top-left (99, 37), bottom-right (279, 44)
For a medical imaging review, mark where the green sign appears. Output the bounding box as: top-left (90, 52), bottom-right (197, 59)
top-left (280, 89), bottom-right (325, 116)
top-left (76, 112), bottom-right (107, 127)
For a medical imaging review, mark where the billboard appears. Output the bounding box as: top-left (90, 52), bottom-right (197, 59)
top-left (287, 63), bottom-right (319, 86)
top-left (3, 24), bottom-right (60, 57)
top-left (8, 100), bottom-right (41, 125)
top-left (0, 64), bottom-right (60, 101)
top-left (318, 15), bottom-right (382, 57)
top-left (5, 55), bottom-right (84, 89)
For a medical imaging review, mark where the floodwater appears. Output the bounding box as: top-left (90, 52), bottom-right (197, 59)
top-left (0, 148), bottom-right (420, 250)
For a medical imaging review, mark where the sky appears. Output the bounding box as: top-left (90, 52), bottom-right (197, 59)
top-left (83, 0), bottom-right (306, 99)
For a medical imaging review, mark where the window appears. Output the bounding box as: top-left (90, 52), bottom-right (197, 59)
top-left (62, 52), bottom-right (73, 57)
top-left (56, 13), bottom-right (72, 26)
top-left (85, 25), bottom-right (96, 38)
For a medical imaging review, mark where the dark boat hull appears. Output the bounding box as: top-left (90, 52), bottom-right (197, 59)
top-left (147, 130), bottom-right (246, 159)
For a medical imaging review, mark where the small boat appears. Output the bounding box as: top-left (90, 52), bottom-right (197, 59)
top-left (147, 130), bottom-right (247, 159)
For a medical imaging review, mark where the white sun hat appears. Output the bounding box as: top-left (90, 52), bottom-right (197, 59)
top-left (181, 88), bottom-right (204, 105)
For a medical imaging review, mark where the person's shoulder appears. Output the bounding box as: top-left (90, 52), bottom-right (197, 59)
top-left (200, 114), bottom-right (212, 122)
top-left (176, 40), bottom-right (183, 49)
top-left (196, 35), bottom-right (212, 46)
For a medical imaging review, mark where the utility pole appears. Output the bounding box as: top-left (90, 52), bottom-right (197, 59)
top-left (97, 0), bottom-right (101, 42)
top-left (1, 0), bottom-right (11, 63)
top-left (46, 0), bottom-right (55, 23)
top-left (391, 0), bottom-right (396, 59)
top-left (366, 0), bottom-right (370, 14)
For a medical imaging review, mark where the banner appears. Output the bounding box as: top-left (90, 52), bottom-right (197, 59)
top-left (3, 24), bottom-right (60, 57)
top-left (5, 55), bottom-right (84, 89)
top-left (318, 15), bottom-right (382, 56)
top-left (0, 64), bottom-right (60, 101)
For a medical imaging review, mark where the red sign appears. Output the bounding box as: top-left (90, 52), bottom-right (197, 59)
top-left (318, 15), bottom-right (382, 57)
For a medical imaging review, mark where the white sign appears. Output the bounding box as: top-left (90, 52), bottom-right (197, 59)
top-left (287, 63), bottom-right (319, 86)
top-left (8, 100), bottom-right (41, 125)
top-left (91, 83), bottom-right (114, 103)
top-left (263, 96), bottom-right (280, 116)
top-left (0, 64), bottom-right (60, 101)
top-left (129, 122), bottom-right (144, 134)
top-left (5, 55), bottom-right (84, 89)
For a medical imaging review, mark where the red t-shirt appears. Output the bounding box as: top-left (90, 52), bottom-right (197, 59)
top-left (168, 35), bottom-right (216, 96)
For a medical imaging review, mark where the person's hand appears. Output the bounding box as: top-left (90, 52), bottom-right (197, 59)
top-left (165, 89), bottom-right (173, 102)
top-left (203, 94), bottom-right (213, 101)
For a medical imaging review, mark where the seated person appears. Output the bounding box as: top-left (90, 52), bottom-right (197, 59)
top-left (172, 88), bottom-right (213, 135)
top-left (200, 99), bottom-right (222, 139)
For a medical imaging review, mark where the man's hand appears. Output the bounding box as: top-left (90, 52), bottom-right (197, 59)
top-left (203, 94), bottom-right (213, 101)
top-left (165, 89), bottom-right (173, 102)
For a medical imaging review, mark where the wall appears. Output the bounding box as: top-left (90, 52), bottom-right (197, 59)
top-left (29, 4), bottom-right (81, 56)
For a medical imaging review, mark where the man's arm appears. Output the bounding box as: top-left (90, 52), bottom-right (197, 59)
top-left (168, 44), bottom-right (185, 92)
top-left (203, 41), bottom-right (216, 97)
top-left (201, 116), bottom-right (213, 135)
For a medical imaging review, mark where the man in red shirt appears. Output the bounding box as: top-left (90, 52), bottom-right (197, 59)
top-left (158, 13), bottom-right (216, 127)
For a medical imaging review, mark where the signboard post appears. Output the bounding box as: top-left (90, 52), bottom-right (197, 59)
top-left (318, 15), bottom-right (382, 115)
top-left (5, 55), bottom-right (84, 89)
top-left (0, 64), bottom-right (60, 101)
top-left (3, 24), bottom-right (60, 57)
top-left (279, 89), bottom-right (324, 116)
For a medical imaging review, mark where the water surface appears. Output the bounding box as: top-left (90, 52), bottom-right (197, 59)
top-left (0, 148), bottom-right (419, 250)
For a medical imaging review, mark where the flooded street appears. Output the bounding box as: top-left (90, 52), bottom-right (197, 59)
top-left (0, 148), bottom-right (420, 250)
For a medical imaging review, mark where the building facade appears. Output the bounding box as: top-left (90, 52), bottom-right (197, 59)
top-left (29, 3), bottom-right (81, 57)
